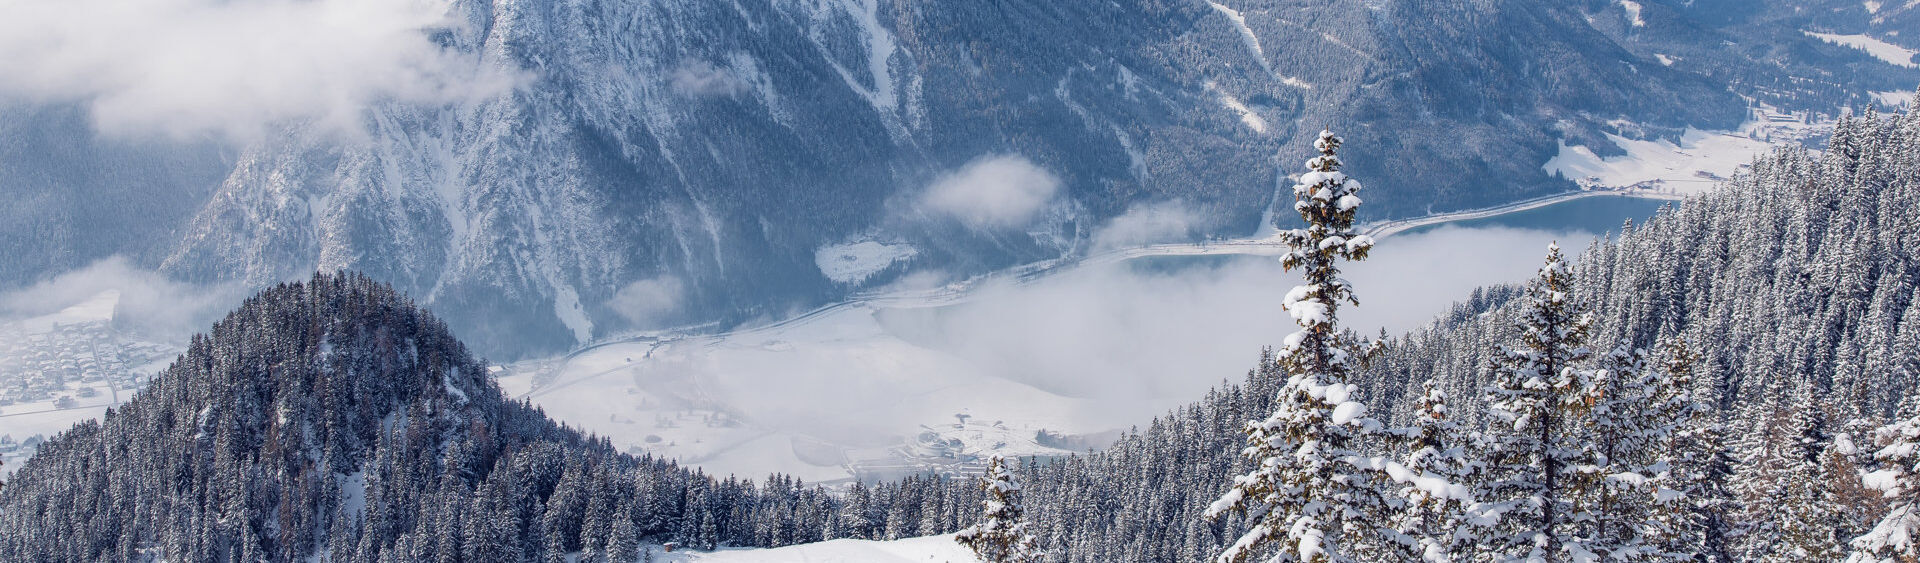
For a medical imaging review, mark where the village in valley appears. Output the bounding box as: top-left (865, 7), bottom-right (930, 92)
top-left (0, 290), bottom-right (180, 473)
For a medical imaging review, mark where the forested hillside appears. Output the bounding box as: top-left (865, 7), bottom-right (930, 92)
top-left (990, 105), bottom-right (1920, 561)
top-left (0, 273), bottom-right (987, 562)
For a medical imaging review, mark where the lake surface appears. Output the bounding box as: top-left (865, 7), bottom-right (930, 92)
top-left (1117, 194), bottom-right (1681, 336)
top-left (1126, 194), bottom-right (1675, 276)
top-left (1396, 195), bottom-right (1673, 238)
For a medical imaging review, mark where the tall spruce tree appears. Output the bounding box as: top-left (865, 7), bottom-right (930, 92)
top-left (1478, 242), bottom-right (1597, 562)
top-left (1588, 341), bottom-right (1657, 559)
top-left (955, 454), bottom-right (1039, 563)
top-left (1646, 337), bottom-right (1735, 562)
top-left (1780, 384), bottom-right (1854, 561)
top-left (1206, 129), bottom-right (1389, 562)
top-left (1391, 379), bottom-right (1477, 562)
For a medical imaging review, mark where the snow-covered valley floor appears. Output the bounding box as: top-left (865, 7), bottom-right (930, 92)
top-left (1543, 104), bottom-right (1834, 197)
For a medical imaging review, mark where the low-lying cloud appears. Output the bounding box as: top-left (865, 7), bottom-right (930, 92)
top-left (920, 155), bottom-right (1063, 230)
top-left (572, 225), bottom-right (1605, 450)
top-left (0, 257), bottom-right (248, 343)
top-left (0, 0), bottom-right (517, 141)
top-left (1090, 200), bottom-right (1205, 251)
top-left (670, 60), bottom-right (750, 98)
top-left (887, 225), bottom-right (1598, 421)
top-left (607, 276), bottom-right (687, 329)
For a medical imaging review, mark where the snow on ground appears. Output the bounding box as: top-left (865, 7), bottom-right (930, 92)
top-left (498, 299), bottom-right (1101, 484)
top-left (1206, 81), bottom-right (1268, 133)
top-left (1208, 1), bottom-right (1264, 65)
top-left (1544, 106), bottom-right (1828, 197)
top-left (0, 290), bottom-right (146, 476)
top-left (1805, 31), bottom-right (1919, 68)
top-left (1619, 0), bottom-right (1645, 27)
top-left (1205, 1), bottom-right (1307, 89)
top-left (816, 241), bottom-right (919, 285)
top-left (1875, 90), bottom-right (1916, 108)
top-left (653, 534), bottom-right (979, 562)
top-left (0, 405), bottom-right (109, 476)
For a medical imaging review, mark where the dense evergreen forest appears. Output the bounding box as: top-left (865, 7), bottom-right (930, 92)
top-left (5, 105), bottom-right (1920, 561)
top-left (0, 273), bottom-right (990, 562)
top-left (1003, 106), bottom-right (1920, 561)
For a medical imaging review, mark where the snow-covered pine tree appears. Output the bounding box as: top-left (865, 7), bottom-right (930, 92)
top-left (1478, 242), bottom-right (1598, 562)
top-left (1645, 337), bottom-right (1735, 562)
top-left (1740, 380), bottom-right (1856, 561)
top-left (1390, 379), bottom-right (1477, 562)
top-left (955, 454), bottom-right (1040, 563)
top-left (1826, 431), bottom-right (1889, 558)
top-left (1206, 129), bottom-right (1389, 562)
top-left (609, 497), bottom-right (641, 563)
top-left (1850, 407), bottom-right (1920, 563)
top-left (1587, 341), bottom-right (1656, 559)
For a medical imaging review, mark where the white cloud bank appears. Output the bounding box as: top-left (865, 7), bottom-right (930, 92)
top-left (893, 225), bottom-right (1597, 414)
top-left (0, 257), bottom-right (248, 342)
top-left (920, 155), bottom-right (1062, 230)
top-left (0, 0), bottom-right (516, 140)
top-left (473, 224), bottom-right (1625, 481)
top-left (608, 276), bottom-right (687, 329)
top-left (670, 60), bottom-right (750, 98)
top-left (1090, 200), bottom-right (1204, 251)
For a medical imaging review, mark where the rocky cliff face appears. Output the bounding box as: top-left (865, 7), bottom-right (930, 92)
top-left (2, 0), bottom-right (1909, 358)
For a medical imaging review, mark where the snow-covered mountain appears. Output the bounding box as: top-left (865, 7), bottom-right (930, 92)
top-left (2, 0), bottom-right (1912, 358)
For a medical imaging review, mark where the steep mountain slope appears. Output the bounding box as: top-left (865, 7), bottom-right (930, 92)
top-left (1583, 0), bottom-right (1919, 106)
top-left (3, 0), bottom-right (1912, 358)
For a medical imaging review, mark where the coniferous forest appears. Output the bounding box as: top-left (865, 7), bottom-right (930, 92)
top-left (6, 105), bottom-right (1920, 562)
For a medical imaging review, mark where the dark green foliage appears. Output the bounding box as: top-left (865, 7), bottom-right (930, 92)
top-left (0, 272), bottom-right (982, 562)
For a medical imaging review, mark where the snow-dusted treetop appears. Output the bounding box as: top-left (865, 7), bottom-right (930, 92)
top-left (1209, 130), bottom-right (1396, 563)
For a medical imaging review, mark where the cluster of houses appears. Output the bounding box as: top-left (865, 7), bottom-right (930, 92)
top-left (0, 318), bottom-right (175, 410)
top-left (0, 434), bottom-right (43, 458)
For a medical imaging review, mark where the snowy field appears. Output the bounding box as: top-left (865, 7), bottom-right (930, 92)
top-left (816, 241), bottom-right (919, 285)
top-left (1543, 106), bottom-right (1830, 197)
top-left (1804, 31), bottom-right (1919, 68)
top-left (650, 534), bottom-right (978, 562)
